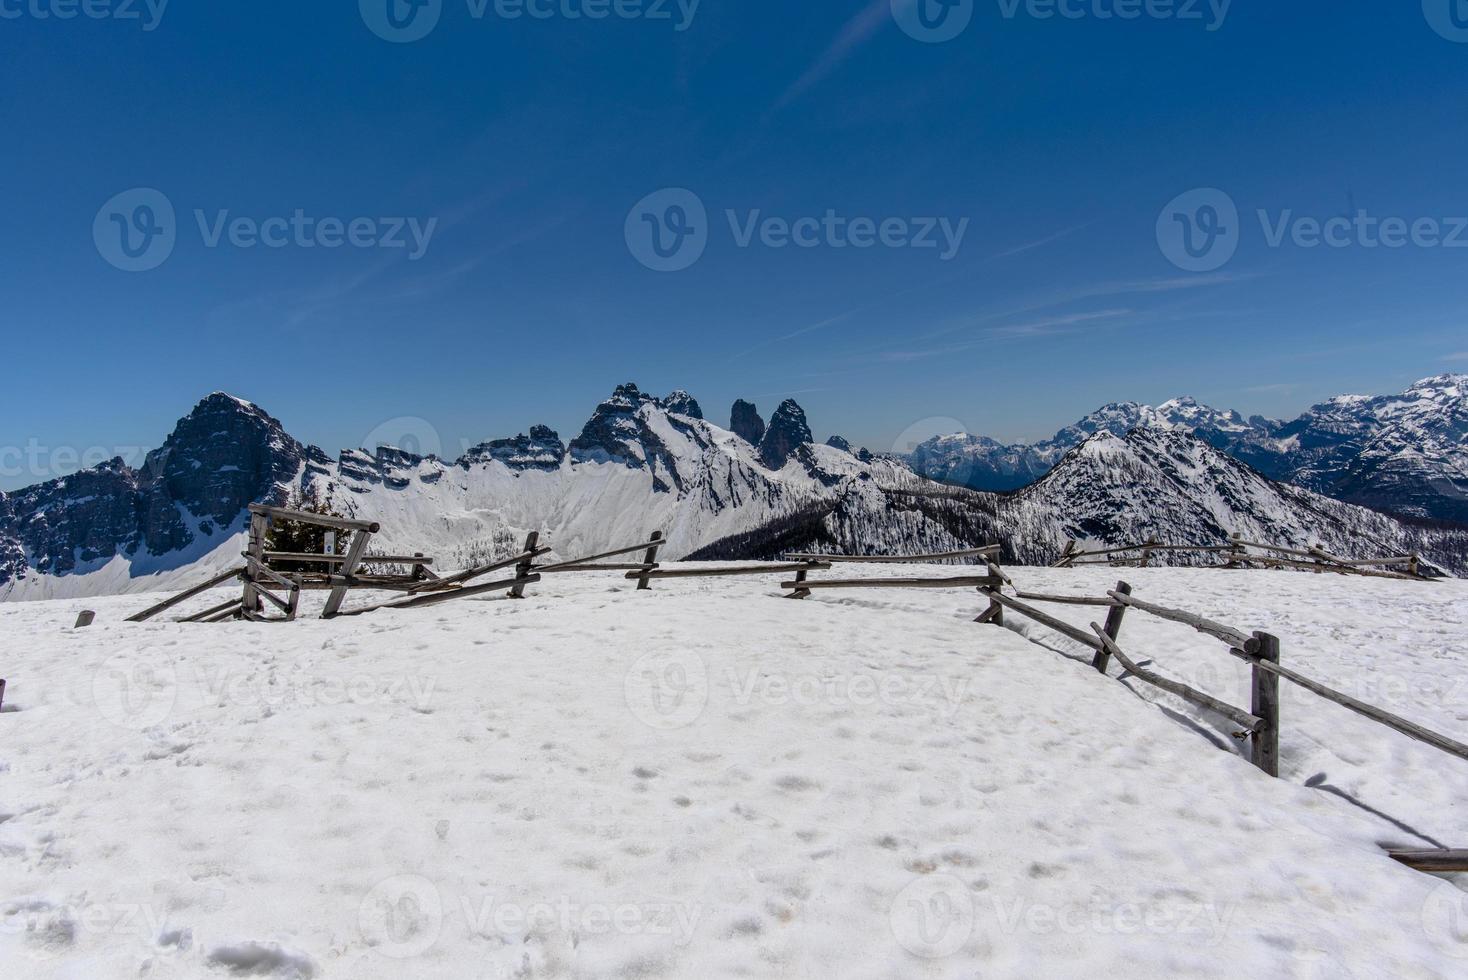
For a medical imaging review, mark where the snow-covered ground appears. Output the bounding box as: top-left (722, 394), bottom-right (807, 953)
top-left (3, 565), bottom-right (1467, 978)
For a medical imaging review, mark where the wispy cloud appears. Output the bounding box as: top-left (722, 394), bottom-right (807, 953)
top-left (987, 223), bottom-right (1090, 261)
top-left (1443, 352), bottom-right (1468, 362)
top-left (772, 0), bottom-right (890, 112)
top-left (876, 309), bottom-right (1133, 362)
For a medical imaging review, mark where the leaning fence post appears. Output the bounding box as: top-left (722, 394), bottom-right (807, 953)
top-left (1251, 631), bottom-right (1281, 777)
top-left (1091, 581), bottom-right (1131, 673)
top-left (637, 531), bottom-right (664, 591)
top-left (1408, 554), bottom-right (1420, 578)
top-left (0, 678), bottom-right (6, 712)
top-left (74, 610), bottom-right (96, 629)
top-left (510, 531), bottom-right (539, 599)
top-left (786, 566), bottom-right (812, 599)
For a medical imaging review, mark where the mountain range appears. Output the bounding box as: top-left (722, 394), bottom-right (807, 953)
top-left (905, 374), bottom-right (1468, 525)
top-left (2, 378), bottom-right (1465, 601)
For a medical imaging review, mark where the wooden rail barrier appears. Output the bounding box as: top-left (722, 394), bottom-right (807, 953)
top-left (1052, 535), bottom-right (1426, 580)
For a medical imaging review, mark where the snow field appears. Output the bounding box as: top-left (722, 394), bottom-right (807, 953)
top-left (1, 565), bottom-right (1467, 978)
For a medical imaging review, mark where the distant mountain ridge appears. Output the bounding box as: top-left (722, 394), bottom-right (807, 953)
top-left (3, 380), bottom-right (1464, 601)
top-left (905, 374), bottom-right (1468, 523)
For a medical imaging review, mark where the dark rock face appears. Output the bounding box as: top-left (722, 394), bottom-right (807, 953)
top-left (0, 393), bottom-right (313, 585)
top-left (664, 390), bottom-right (704, 420)
top-left (759, 400), bottom-right (814, 470)
top-left (462, 425), bottom-right (566, 472)
top-left (731, 400), bottom-right (765, 446)
top-left (567, 383), bottom-right (709, 492)
top-left (825, 435), bottom-right (853, 453)
top-left (569, 383), bottom-right (660, 464)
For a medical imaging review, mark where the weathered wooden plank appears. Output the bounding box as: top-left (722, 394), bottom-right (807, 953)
top-left (261, 552), bottom-right (434, 566)
top-left (338, 574), bottom-right (542, 617)
top-left (537, 539), bottom-right (669, 571)
top-left (1108, 591), bottom-right (1251, 647)
top-left (1229, 646), bottom-right (1468, 763)
top-left (1090, 624), bottom-right (1266, 733)
top-left (202, 603), bottom-right (245, 624)
top-left (407, 547), bottom-right (551, 594)
top-left (248, 503), bottom-right (380, 534)
top-left (539, 563), bottom-right (653, 573)
top-left (125, 566), bottom-right (246, 623)
top-left (1388, 849), bottom-right (1468, 873)
top-left (1014, 590), bottom-right (1121, 608)
top-left (179, 598), bottom-right (245, 624)
top-left (779, 574), bottom-right (1000, 590)
top-left (636, 562), bottom-right (834, 581)
top-left (785, 545), bottom-right (1000, 563)
top-left (977, 590), bottom-right (1102, 650)
top-left (74, 610), bottom-right (96, 628)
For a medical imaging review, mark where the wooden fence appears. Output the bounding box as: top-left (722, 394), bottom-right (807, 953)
top-left (1054, 533), bottom-right (1426, 580)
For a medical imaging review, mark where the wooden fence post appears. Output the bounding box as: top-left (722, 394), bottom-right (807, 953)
top-left (510, 532), bottom-right (539, 599)
top-left (74, 610), bottom-right (96, 629)
top-left (1408, 554), bottom-right (1420, 578)
top-left (1091, 580), bottom-right (1131, 674)
top-left (0, 678), bottom-right (6, 713)
top-left (786, 566), bottom-right (812, 599)
top-left (1224, 532), bottom-right (1244, 568)
top-left (1139, 538), bottom-right (1158, 568)
top-left (242, 511), bottom-right (268, 614)
top-left (1251, 631), bottom-right (1281, 777)
top-left (975, 588), bottom-right (1004, 625)
top-left (637, 531), bottom-right (664, 591)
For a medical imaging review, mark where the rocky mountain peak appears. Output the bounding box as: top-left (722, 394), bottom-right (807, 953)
top-left (731, 400), bottom-right (765, 446)
top-left (825, 435), bottom-right (853, 453)
top-left (462, 426), bottom-right (566, 472)
top-left (664, 390), bottom-right (704, 420)
top-left (759, 399), bottom-right (814, 470)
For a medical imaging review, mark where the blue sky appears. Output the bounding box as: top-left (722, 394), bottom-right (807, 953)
top-left (3, 0), bottom-right (1467, 488)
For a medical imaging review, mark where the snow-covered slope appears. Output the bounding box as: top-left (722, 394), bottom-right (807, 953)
top-left (1276, 374), bottom-right (1468, 522)
top-left (1002, 427), bottom-right (1466, 574)
top-left (906, 375), bottom-right (1468, 524)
